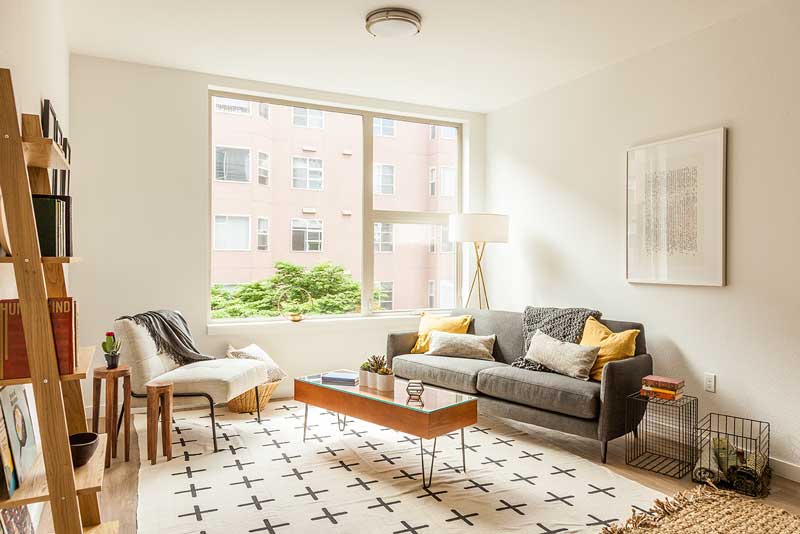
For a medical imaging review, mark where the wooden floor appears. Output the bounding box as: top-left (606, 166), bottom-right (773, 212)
top-left (38, 411), bottom-right (800, 534)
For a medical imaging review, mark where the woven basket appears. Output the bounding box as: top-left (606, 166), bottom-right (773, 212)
top-left (227, 380), bottom-right (281, 413)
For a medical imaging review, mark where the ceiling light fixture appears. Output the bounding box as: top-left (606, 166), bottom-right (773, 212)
top-left (365, 8), bottom-right (422, 38)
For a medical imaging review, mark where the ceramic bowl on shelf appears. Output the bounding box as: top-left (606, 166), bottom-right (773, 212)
top-left (69, 432), bottom-right (99, 467)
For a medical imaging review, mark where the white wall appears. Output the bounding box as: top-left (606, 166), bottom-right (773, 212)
top-left (0, 0), bottom-right (70, 524)
top-left (484, 0), bottom-right (799, 480)
top-left (69, 55), bottom-right (485, 401)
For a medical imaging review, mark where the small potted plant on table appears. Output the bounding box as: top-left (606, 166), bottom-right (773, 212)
top-left (102, 331), bottom-right (122, 369)
top-left (359, 361), bottom-right (370, 388)
top-left (366, 354), bottom-right (386, 389)
top-left (377, 366), bottom-right (394, 392)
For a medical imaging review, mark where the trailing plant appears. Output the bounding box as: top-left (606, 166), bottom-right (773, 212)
top-left (101, 331), bottom-right (122, 355)
top-left (367, 354), bottom-right (387, 373)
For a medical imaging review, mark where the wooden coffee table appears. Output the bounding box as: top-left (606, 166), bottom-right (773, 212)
top-left (295, 372), bottom-right (477, 488)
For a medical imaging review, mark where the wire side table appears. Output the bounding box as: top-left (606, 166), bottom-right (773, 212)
top-left (625, 393), bottom-right (698, 478)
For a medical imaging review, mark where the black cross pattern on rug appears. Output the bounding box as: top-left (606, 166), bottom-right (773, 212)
top-left (374, 453), bottom-right (401, 465)
top-left (330, 460), bottom-right (359, 471)
top-left (393, 470), bottom-right (420, 480)
top-left (446, 509), bottom-right (479, 526)
top-left (253, 427), bottom-right (281, 437)
top-left (219, 444), bottom-right (246, 455)
top-left (304, 433), bottom-right (331, 443)
top-left (457, 443), bottom-right (481, 453)
top-left (492, 437), bottom-right (515, 447)
top-left (181, 451), bottom-right (202, 462)
top-left (317, 446), bottom-right (344, 457)
top-left (481, 456), bottom-right (507, 467)
top-left (172, 437), bottom-right (197, 447)
top-left (393, 521), bottom-right (429, 534)
top-left (230, 475), bottom-right (264, 488)
top-left (588, 483), bottom-right (616, 497)
top-left (535, 523), bottom-right (568, 534)
top-left (237, 495), bottom-right (275, 511)
top-left (343, 428), bottom-right (366, 438)
top-left (544, 492), bottom-right (575, 507)
top-left (310, 507), bottom-right (347, 524)
top-left (470, 426), bottom-right (491, 434)
top-left (223, 459), bottom-right (254, 471)
top-left (437, 462), bottom-right (462, 474)
top-left (294, 486), bottom-right (329, 501)
top-left (347, 477), bottom-right (379, 491)
top-left (586, 514), bottom-right (619, 527)
top-left (172, 466), bottom-right (206, 479)
top-left (199, 413), bottom-right (224, 419)
top-left (397, 435), bottom-right (420, 446)
top-left (274, 404), bottom-right (299, 412)
top-left (519, 450), bottom-right (544, 461)
top-left (510, 472), bottom-right (538, 485)
top-left (178, 505), bottom-right (219, 522)
top-left (282, 468), bottom-right (313, 480)
top-left (496, 499), bottom-right (527, 516)
top-left (294, 423), bottom-right (318, 431)
top-left (368, 496), bottom-right (401, 512)
top-left (443, 431), bottom-right (459, 440)
top-left (262, 439), bottom-right (290, 449)
top-left (416, 487), bottom-right (447, 502)
top-left (358, 440), bottom-right (383, 450)
top-left (248, 519), bottom-right (291, 534)
top-left (245, 417), bottom-right (270, 425)
top-left (284, 413), bottom-right (303, 421)
top-left (249, 518), bottom-right (290, 534)
top-left (417, 446), bottom-right (436, 457)
top-left (463, 479), bottom-right (494, 493)
top-left (550, 465), bottom-right (577, 478)
top-left (272, 453), bottom-right (301, 464)
top-left (174, 483), bottom-right (211, 498)
top-left (321, 410), bottom-right (336, 417)
top-left (173, 426), bottom-right (192, 434)
top-left (219, 431), bottom-right (240, 442)
top-left (209, 421), bottom-right (233, 429)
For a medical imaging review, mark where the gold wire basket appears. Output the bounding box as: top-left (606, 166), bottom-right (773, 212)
top-left (277, 287), bottom-right (313, 322)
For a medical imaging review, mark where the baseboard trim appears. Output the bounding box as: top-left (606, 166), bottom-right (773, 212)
top-left (772, 457), bottom-right (800, 483)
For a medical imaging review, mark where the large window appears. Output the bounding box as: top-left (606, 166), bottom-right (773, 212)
top-left (210, 94), bottom-right (460, 320)
top-left (216, 146), bottom-right (250, 182)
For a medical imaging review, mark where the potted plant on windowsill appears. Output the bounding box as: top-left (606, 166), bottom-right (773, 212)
top-left (367, 354), bottom-right (386, 389)
top-left (376, 367), bottom-right (394, 392)
top-left (102, 331), bottom-right (122, 369)
top-left (359, 361), bottom-right (370, 388)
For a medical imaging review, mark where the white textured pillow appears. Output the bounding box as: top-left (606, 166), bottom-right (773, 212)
top-left (524, 330), bottom-right (599, 381)
top-left (226, 344), bottom-right (286, 382)
top-left (426, 331), bottom-right (496, 361)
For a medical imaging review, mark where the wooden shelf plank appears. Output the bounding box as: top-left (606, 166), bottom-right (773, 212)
top-left (21, 138), bottom-right (70, 170)
top-left (0, 256), bottom-right (81, 264)
top-left (0, 434), bottom-right (107, 510)
top-left (84, 521), bottom-right (119, 534)
top-left (0, 346), bottom-right (96, 386)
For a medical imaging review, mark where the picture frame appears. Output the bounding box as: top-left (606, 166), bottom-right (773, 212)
top-left (0, 387), bottom-right (36, 485)
top-left (626, 128), bottom-right (726, 286)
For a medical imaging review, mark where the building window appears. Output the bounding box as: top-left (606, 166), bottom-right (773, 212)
top-left (440, 225), bottom-right (454, 253)
top-left (258, 152), bottom-right (270, 185)
top-left (215, 146), bottom-right (250, 182)
top-left (257, 218), bottom-right (269, 251)
top-left (373, 164), bottom-right (395, 195)
top-left (291, 219), bottom-right (323, 252)
top-left (428, 167), bottom-right (437, 197)
top-left (440, 166), bottom-right (457, 197)
top-left (429, 125), bottom-right (436, 140)
top-left (214, 97), bottom-right (251, 115)
top-left (292, 157), bottom-right (324, 190)
top-left (374, 223), bottom-right (394, 253)
top-left (428, 228), bottom-right (437, 254)
top-left (214, 215), bottom-right (250, 250)
top-left (441, 126), bottom-right (458, 140)
top-left (293, 107), bottom-right (324, 128)
top-left (439, 280), bottom-right (455, 308)
top-left (375, 281), bottom-right (394, 311)
top-left (427, 280), bottom-right (436, 308)
top-left (258, 102), bottom-right (269, 119)
top-left (373, 118), bottom-right (395, 137)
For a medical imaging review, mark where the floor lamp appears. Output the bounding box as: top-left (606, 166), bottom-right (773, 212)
top-left (449, 213), bottom-right (509, 310)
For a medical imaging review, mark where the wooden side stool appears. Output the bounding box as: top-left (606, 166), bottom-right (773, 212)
top-left (91, 365), bottom-right (132, 468)
top-left (146, 381), bottom-right (173, 465)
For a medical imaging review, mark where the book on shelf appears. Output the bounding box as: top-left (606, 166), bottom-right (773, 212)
top-left (0, 297), bottom-right (76, 380)
top-left (642, 374), bottom-right (684, 391)
top-left (321, 371), bottom-right (359, 386)
top-left (640, 388), bottom-right (684, 401)
top-left (0, 386), bottom-right (37, 486)
top-left (31, 195), bottom-right (72, 257)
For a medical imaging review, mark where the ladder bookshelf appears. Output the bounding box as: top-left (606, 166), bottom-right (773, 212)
top-left (0, 69), bottom-right (117, 533)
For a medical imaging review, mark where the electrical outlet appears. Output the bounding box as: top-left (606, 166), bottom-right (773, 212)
top-left (704, 372), bottom-right (716, 393)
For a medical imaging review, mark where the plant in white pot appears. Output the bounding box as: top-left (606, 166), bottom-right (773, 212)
top-left (377, 366), bottom-right (395, 392)
top-left (359, 361), bottom-right (370, 388)
top-left (367, 354), bottom-right (386, 389)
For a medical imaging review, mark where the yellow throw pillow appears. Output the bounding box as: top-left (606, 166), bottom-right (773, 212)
top-left (411, 313), bottom-right (472, 354)
top-left (580, 316), bottom-right (639, 381)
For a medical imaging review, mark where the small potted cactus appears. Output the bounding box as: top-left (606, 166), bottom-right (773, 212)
top-left (366, 354), bottom-right (386, 389)
top-left (376, 366), bottom-right (394, 392)
top-left (359, 361), bottom-right (370, 388)
top-left (102, 331), bottom-right (122, 369)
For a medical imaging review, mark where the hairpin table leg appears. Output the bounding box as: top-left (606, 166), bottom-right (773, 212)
top-left (302, 403), bottom-right (309, 442)
top-left (420, 437), bottom-right (438, 489)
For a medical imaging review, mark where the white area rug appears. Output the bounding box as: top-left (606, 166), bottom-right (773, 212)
top-left (136, 399), bottom-right (662, 534)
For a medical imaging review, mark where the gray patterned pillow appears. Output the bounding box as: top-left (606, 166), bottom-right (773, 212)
top-left (426, 331), bottom-right (496, 361)
top-left (524, 330), bottom-right (599, 381)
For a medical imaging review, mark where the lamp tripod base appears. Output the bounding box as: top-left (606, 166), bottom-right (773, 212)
top-left (465, 242), bottom-right (490, 309)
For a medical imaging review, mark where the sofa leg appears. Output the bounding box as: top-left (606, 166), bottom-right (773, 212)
top-left (600, 441), bottom-right (608, 464)
top-left (208, 400), bottom-right (219, 453)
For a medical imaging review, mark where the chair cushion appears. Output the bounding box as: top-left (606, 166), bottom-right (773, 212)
top-left (476, 366), bottom-right (601, 419)
top-left (150, 358), bottom-right (269, 403)
top-left (392, 354), bottom-right (506, 394)
top-left (115, 318), bottom-right (179, 395)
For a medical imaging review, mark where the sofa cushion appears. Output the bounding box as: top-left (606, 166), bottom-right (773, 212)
top-left (451, 308), bottom-right (524, 364)
top-left (392, 354), bottom-right (506, 394)
top-left (151, 358), bottom-right (269, 403)
top-left (476, 366), bottom-right (601, 419)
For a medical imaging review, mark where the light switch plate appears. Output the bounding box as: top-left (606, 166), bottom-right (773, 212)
top-left (704, 373), bottom-right (716, 393)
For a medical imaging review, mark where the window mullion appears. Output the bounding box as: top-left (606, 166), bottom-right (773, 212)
top-left (362, 113), bottom-right (375, 316)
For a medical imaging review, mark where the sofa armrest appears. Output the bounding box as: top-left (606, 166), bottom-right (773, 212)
top-left (386, 331), bottom-right (418, 367)
top-left (598, 353), bottom-right (653, 442)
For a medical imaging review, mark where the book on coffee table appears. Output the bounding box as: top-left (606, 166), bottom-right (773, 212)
top-left (321, 370), bottom-right (359, 386)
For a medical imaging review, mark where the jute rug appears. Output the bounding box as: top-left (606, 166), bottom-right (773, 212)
top-left (135, 399), bottom-right (663, 534)
top-left (604, 484), bottom-right (800, 533)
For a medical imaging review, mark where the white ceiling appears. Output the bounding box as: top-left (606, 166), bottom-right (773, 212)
top-left (66, 0), bottom-right (766, 112)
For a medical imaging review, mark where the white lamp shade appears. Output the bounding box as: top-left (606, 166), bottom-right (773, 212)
top-left (448, 213), bottom-right (509, 243)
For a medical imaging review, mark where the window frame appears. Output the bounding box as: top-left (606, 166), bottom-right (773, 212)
top-left (373, 117), bottom-right (396, 137)
top-left (214, 97), bottom-right (252, 115)
top-left (427, 280), bottom-right (436, 308)
top-left (213, 214), bottom-right (252, 251)
top-left (290, 218), bottom-right (324, 253)
top-left (375, 281), bottom-right (394, 311)
top-left (215, 145), bottom-right (252, 183)
top-left (257, 217), bottom-right (270, 251)
top-left (293, 107), bottom-right (325, 129)
top-left (291, 156), bottom-right (324, 190)
top-left (428, 167), bottom-right (437, 197)
top-left (258, 102), bottom-right (269, 119)
top-left (373, 163), bottom-right (396, 195)
top-left (373, 222), bottom-right (394, 253)
top-left (208, 90), bottom-right (464, 322)
top-left (257, 151), bottom-right (270, 186)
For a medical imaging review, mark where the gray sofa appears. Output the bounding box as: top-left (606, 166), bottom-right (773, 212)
top-left (387, 309), bottom-right (653, 463)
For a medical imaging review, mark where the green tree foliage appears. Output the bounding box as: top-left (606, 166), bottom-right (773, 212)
top-left (211, 261), bottom-right (362, 319)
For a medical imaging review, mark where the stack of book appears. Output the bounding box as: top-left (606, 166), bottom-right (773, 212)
top-left (321, 370), bottom-right (359, 386)
top-left (641, 374), bottom-right (684, 400)
top-left (32, 194), bottom-right (72, 257)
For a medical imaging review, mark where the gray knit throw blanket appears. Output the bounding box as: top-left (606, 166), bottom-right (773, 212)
top-left (117, 310), bottom-right (214, 366)
top-left (511, 306), bottom-right (602, 373)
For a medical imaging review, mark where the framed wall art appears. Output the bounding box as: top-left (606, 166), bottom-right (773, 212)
top-left (626, 128), bottom-right (726, 286)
